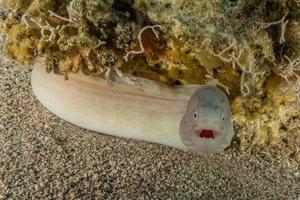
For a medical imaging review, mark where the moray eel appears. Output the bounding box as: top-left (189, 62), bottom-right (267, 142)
top-left (180, 86), bottom-right (234, 153)
top-left (31, 62), bottom-right (235, 153)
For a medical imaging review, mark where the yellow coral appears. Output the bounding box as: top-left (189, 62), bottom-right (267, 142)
top-left (5, 24), bottom-right (39, 65)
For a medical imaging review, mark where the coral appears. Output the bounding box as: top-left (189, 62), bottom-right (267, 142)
top-left (4, 24), bottom-right (40, 65)
top-left (1, 0), bottom-right (300, 160)
top-left (5, 0), bottom-right (33, 11)
top-left (286, 21), bottom-right (300, 57)
top-left (123, 25), bottom-right (162, 61)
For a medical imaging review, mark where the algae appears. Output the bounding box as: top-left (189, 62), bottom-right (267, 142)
top-left (0, 0), bottom-right (299, 160)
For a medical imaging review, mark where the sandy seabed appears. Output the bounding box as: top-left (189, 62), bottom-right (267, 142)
top-left (0, 44), bottom-right (299, 199)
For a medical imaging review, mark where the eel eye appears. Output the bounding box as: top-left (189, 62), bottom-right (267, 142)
top-left (194, 112), bottom-right (197, 119)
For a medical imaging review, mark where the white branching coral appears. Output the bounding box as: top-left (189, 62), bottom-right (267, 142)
top-left (240, 71), bottom-right (250, 97)
top-left (257, 12), bottom-right (289, 44)
top-left (123, 25), bottom-right (162, 62)
top-left (48, 10), bottom-right (73, 23)
top-left (20, 5), bottom-right (74, 41)
top-left (29, 18), bottom-right (60, 41)
top-left (212, 40), bottom-right (237, 65)
top-left (212, 41), bottom-right (262, 96)
top-left (86, 40), bottom-right (106, 57)
top-left (21, 12), bottom-right (30, 29)
top-left (48, 0), bottom-right (81, 23)
top-left (68, 0), bottom-right (82, 20)
top-left (277, 55), bottom-right (300, 106)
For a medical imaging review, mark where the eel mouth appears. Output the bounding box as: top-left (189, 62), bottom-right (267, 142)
top-left (194, 129), bottom-right (222, 139)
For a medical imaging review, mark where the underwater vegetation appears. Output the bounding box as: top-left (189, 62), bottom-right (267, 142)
top-left (0, 0), bottom-right (299, 160)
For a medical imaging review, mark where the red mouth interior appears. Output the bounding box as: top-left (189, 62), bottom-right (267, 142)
top-left (196, 129), bottom-right (215, 138)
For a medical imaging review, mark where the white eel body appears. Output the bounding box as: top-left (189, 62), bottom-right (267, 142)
top-left (31, 62), bottom-right (235, 153)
